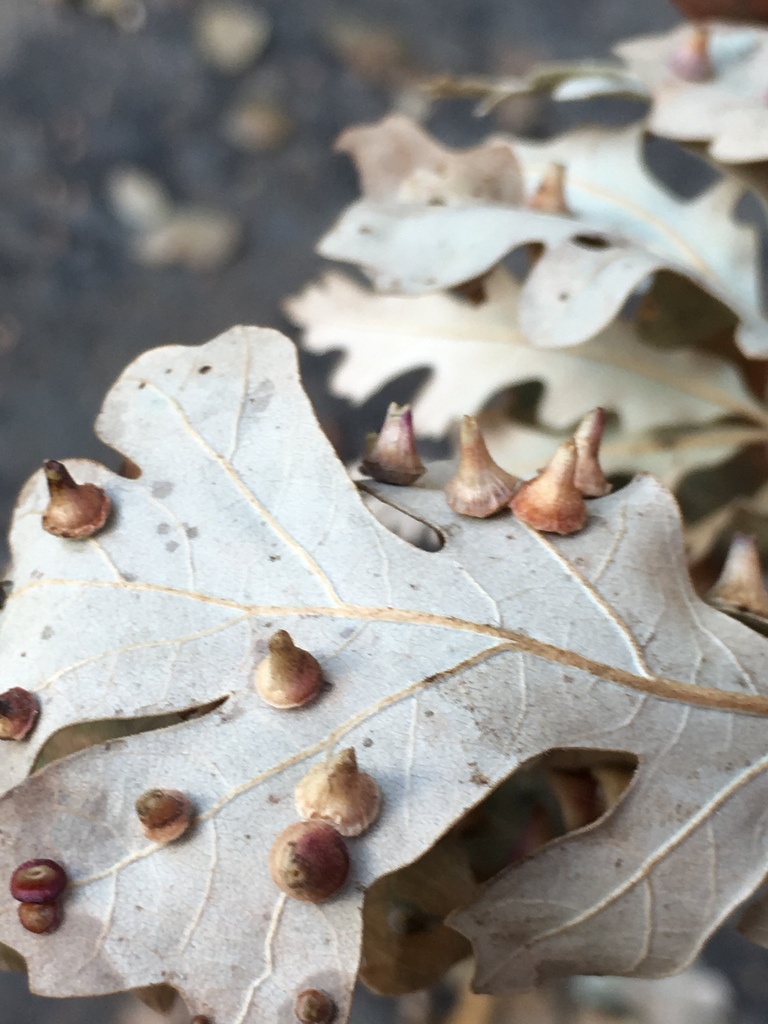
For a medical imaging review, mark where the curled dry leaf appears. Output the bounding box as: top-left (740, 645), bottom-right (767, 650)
top-left (335, 114), bottom-right (523, 205)
top-left (318, 118), bottom-right (768, 356)
top-left (616, 23), bottom-right (768, 164)
top-left (5, 329), bottom-right (768, 1019)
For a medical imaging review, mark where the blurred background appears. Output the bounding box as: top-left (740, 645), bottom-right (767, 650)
top-left (3, 0), bottom-right (768, 1022)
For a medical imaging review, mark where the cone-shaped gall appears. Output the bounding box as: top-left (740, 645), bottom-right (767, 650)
top-left (669, 25), bottom-right (712, 82)
top-left (510, 439), bottom-right (587, 535)
top-left (445, 415), bottom-right (518, 517)
top-left (42, 460), bottom-right (111, 539)
top-left (295, 748), bottom-right (382, 837)
top-left (709, 534), bottom-right (768, 617)
top-left (527, 162), bottom-right (570, 216)
top-left (256, 630), bottom-right (323, 709)
top-left (573, 408), bottom-right (612, 498)
top-left (359, 403), bottom-right (425, 486)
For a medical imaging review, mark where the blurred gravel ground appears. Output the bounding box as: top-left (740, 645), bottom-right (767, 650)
top-left (8, 1), bottom-right (768, 1023)
top-left (0, 0), bottom-right (679, 559)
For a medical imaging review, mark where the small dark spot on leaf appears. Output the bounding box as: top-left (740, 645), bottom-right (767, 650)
top-left (268, 554), bottom-right (280, 562)
top-left (40, 625), bottom-right (54, 640)
top-left (339, 626), bottom-right (355, 639)
top-left (185, 526), bottom-right (199, 539)
top-left (244, 834), bottom-right (251, 840)
top-left (558, 292), bottom-right (569, 301)
top-left (165, 541), bottom-right (179, 553)
top-left (573, 233), bottom-right (610, 250)
top-left (424, 710), bottom-right (434, 718)
top-left (152, 481), bottom-right (173, 499)
top-left (363, 737), bottom-right (373, 748)
top-left (250, 380), bottom-right (275, 414)
top-left (164, 368), bottom-right (172, 374)
top-left (138, 382), bottom-right (146, 390)
top-left (198, 365), bottom-right (212, 375)
top-left (156, 523), bottom-right (171, 535)
top-left (267, 794), bottom-right (280, 804)
top-left (122, 572), bottom-right (138, 582)
top-left (359, 225), bottom-right (373, 234)
top-left (31, 570), bottom-right (44, 580)
top-left (20, 652), bottom-right (26, 658)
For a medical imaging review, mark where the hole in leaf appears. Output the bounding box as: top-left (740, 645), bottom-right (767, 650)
top-left (359, 749), bottom-right (637, 997)
top-left (642, 134), bottom-right (719, 201)
top-left (572, 233), bottom-right (610, 250)
top-left (32, 697), bottom-right (227, 773)
top-left (359, 489), bottom-right (443, 552)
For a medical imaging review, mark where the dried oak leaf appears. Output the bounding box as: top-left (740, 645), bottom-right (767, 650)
top-left (4, 328), bottom-right (768, 1019)
top-left (335, 114), bottom-right (523, 205)
top-left (616, 24), bottom-right (768, 164)
top-left (287, 267), bottom-right (768, 485)
top-left (319, 118), bottom-right (768, 356)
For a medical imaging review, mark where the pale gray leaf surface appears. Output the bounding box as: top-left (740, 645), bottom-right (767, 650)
top-left (3, 329), bottom-right (768, 1020)
top-left (318, 119), bottom-right (768, 355)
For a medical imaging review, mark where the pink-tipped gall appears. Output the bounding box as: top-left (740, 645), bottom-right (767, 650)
top-left (669, 25), bottom-right (712, 82)
top-left (360, 403), bottom-right (425, 486)
top-left (573, 408), bottom-right (612, 498)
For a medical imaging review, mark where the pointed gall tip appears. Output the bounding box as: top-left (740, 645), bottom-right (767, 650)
top-left (256, 629), bottom-right (323, 709)
top-left (0, 687), bottom-right (39, 741)
top-left (573, 408), bottom-right (612, 498)
top-left (360, 403), bottom-right (425, 486)
top-left (510, 439), bottom-right (587, 535)
top-left (445, 415), bottom-right (518, 518)
top-left (295, 746), bottom-right (382, 836)
top-left (709, 534), bottom-right (768, 617)
top-left (669, 24), bottom-right (712, 82)
top-left (527, 163), bottom-right (570, 216)
top-left (42, 461), bottom-right (111, 539)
